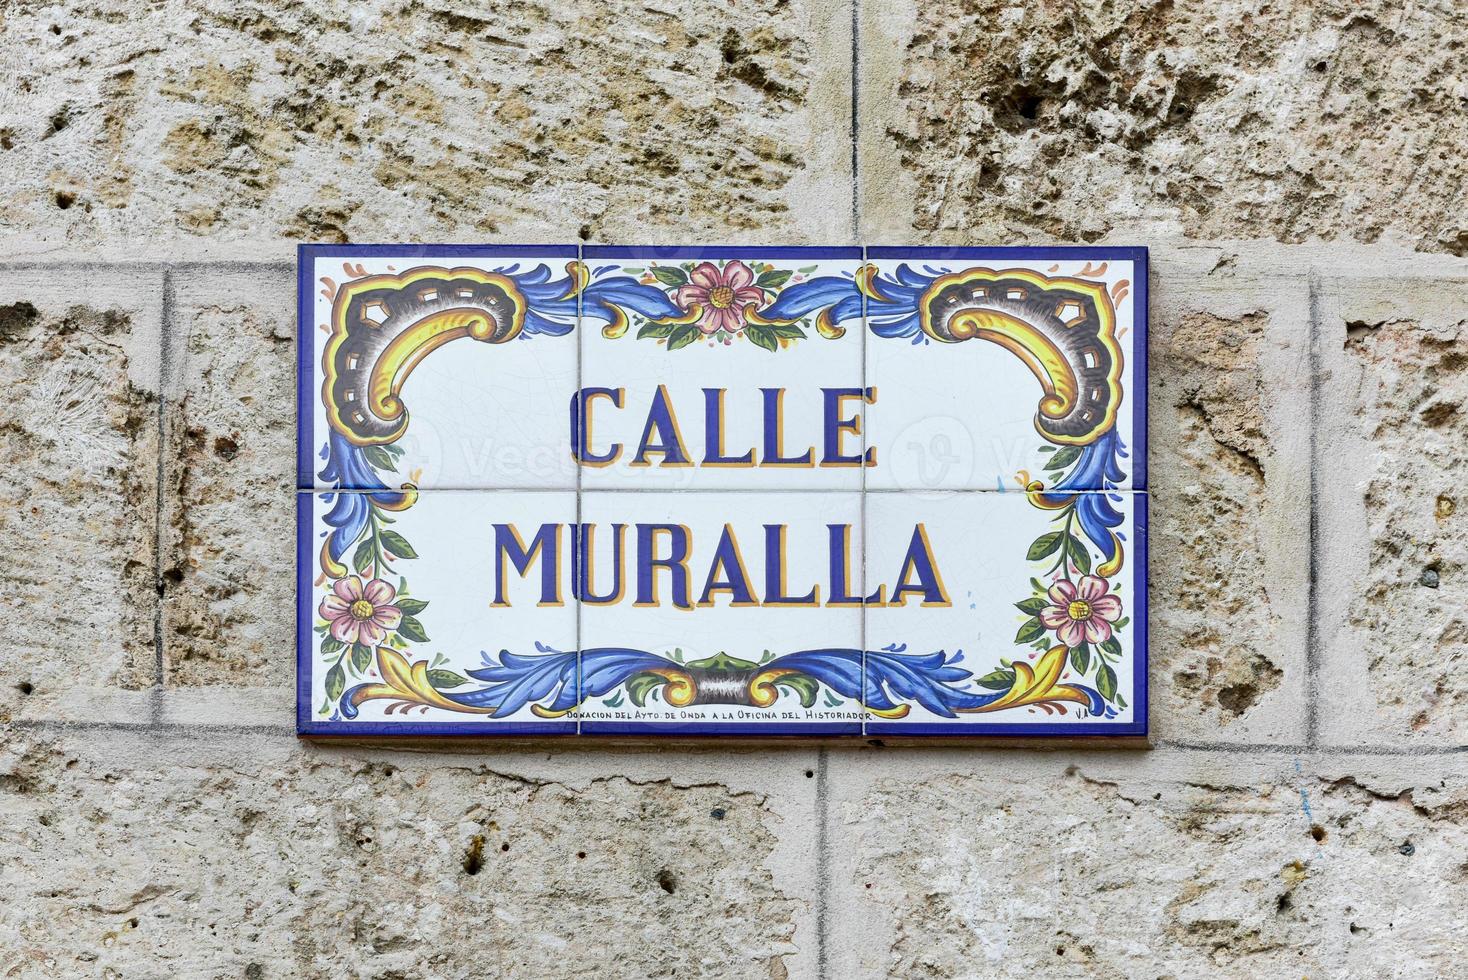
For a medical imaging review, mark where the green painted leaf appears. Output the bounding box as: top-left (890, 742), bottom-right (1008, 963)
top-left (603, 691), bottom-right (624, 708)
top-left (427, 669), bottom-right (469, 689)
top-left (1038, 445), bottom-right (1056, 453)
top-left (1097, 663), bottom-right (1118, 702)
top-left (769, 323), bottom-right (806, 339)
top-left (1015, 617), bottom-right (1046, 644)
top-left (1030, 577), bottom-right (1046, 593)
top-left (1100, 637), bottom-right (1122, 657)
top-left (773, 673), bottom-right (819, 708)
top-left (363, 445), bottom-right (398, 471)
top-left (756, 269), bottom-right (792, 289)
top-left (1068, 536), bottom-right (1091, 574)
top-left (798, 265), bottom-right (818, 274)
top-left (1027, 532), bottom-right (1064, 561)
top-left (379, 529), bottom-right (418, 559)
top-left (745, 325), bottom-right (778, 352)
top-left (975, 668), bottom-right (1016, 691)
top-left (395, 615), bottom-right (429, 643)
top-left (1044, 446), bottom-right (1082, 470)
top-left (667, 325), bottom-right (698, 351)
top-left (325, 664), bottom-right (345, 703)
top-left (1112, 616), bottom-right (1130, 630)
top-left (351, 644), bottom-right (373, 673)
top-left (626, 672), bottom-right (667, 707)
top-left (396, 597), bottom-right (428, 616)
top-left (1015, 597), bottom-right (1047, 615)
top-left (651, 266), bottom-right (688, 286)
top-left (637, 322), bottom-right (674, 339)
top-left (352, 539), bottom-right (374, 575)
top-left (320, 637), bottom-right (344, 655)
top-left (1070, 643), bottom-right (1090, 675)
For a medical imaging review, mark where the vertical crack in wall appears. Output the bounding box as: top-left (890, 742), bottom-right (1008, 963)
top-left (849, 0), bottom-right (860, 240)
top-left (151, 267), bottom-right (175, 724)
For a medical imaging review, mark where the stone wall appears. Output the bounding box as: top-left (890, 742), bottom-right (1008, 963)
top-left (2, 0), bottom-right (1466, 976)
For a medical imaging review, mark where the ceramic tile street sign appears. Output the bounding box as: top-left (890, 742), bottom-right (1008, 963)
top-left (297, 245), bottom-right (1148, 738)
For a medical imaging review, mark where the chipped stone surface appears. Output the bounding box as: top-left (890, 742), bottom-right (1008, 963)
top-left (1146, 298), bottom-right (1304, 741)
top-left (837, 757), bottom-right (1468, 978)
top-left (161, 275), bottom-right (295, 686)
top-left (0, 275), bottom-right (161, 719)
top-left (861, 0), bottom-right (1468, 252)
top-left (0, 0), bottom-right (852, 247)
top-left (0, 733), bottom-right (800, 979)
top-left (1323, 309), bottom-right (1468, 741)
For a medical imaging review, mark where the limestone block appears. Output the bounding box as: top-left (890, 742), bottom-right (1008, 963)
top-left (859, 0), bottom-right (1468, 253)
top-left (0, 733), bottom-right (800, 978)
top-left (1317, 277), bottom-right (1468, 744)
top-left (1145, 270), bottom-right (1312, 742)
top-left (0, 0), bottom-right (854, 248)
top-left (160, 268), bottom-right (296, 687)
top-left (0, 270), bottom-right (162, 721)
top-left (833, 752), bottom-right (1468, 978)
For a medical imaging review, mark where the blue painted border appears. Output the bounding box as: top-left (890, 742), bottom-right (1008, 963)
top-left (585, 245), bottom-right (863, 261)
top-left (295, 244), bottom-right (1149, 740)
top-left (1133, 249), bottom-right (1149, 491)
top-left (295, 491), bottom-right (312, 734)
top-left (302, 243), bottom-right (578, 259)
top-left (296, 245), bottom-right (315, 490)
top-left (863, 490), bottom-right (1148, 738)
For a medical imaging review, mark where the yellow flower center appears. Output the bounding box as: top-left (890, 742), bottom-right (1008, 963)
top-left (1067, 599), bottom-right (1092, 622)
top-left (708, 285), bottom-right (734, 309)
top-left (349, 599), bottom-right (376, 620)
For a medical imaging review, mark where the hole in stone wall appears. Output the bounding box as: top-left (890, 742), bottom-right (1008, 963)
top-left (462, 835), bottom-right (484, 875)
top-left (656, 869), bottom-right (677, 894)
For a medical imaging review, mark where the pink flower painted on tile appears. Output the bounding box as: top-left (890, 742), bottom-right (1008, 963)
top-left (1039, 575), bottom-right (1123, 648)
top-left (319, 575), bottom-right (403, 647)
top-left (673, 260), bottom-right (766, 334)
